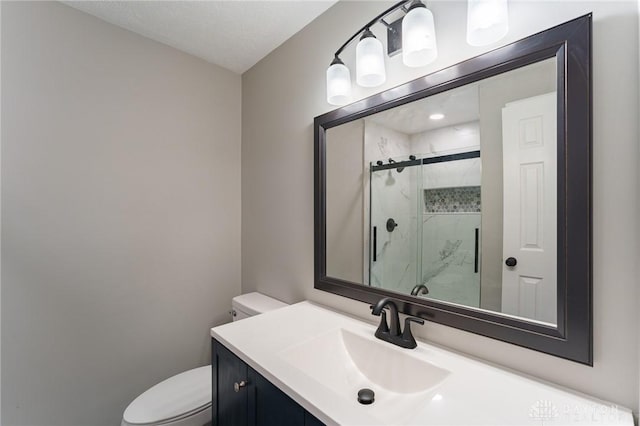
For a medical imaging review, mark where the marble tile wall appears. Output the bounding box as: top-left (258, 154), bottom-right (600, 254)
top-left (421, 214), bottom-right (481, 307)
top-left (410, 121), bottom-right (480, 156)
top-left (421, 157), bottom-right (481, 189)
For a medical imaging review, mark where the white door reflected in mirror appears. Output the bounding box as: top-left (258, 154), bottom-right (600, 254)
top-left (501, 92), bottom-right (557, 325)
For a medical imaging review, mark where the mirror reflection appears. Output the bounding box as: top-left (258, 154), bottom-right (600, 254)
top-left (326, 57), bottom-right (557, 325)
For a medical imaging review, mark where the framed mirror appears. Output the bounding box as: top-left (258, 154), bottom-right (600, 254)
top-left (314, 15), bottom-right (592, 364)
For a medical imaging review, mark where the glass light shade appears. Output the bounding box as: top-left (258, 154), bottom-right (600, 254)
top-left (402, 6), bottom-right (438, 67)
top-left (466, 0), bottom-right (509, 46)
top-left (356, 36), bottom-right (386, 87)
top-left (326, 62), bottom-right (352, 106)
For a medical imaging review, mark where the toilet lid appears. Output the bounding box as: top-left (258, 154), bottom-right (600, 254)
top-left (123, 365), bottom-right (211, 425)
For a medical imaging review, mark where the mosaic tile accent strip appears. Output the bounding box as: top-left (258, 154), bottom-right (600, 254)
top-left (424, 186), bottom-right (481, 213)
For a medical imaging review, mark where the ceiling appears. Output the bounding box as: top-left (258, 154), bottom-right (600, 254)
top-left (62, 1), bottom-right (338, 74)
top-left (367, 83), bottom-right (480, 135)
top-left (366, 57), bottom-right (558, 135)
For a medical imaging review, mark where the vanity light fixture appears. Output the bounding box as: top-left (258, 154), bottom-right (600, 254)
top-left (326, 0), bottom-right (435, 106)
top-left (429, 113), bottom-right (445, 120)
top-left (326, 0), bottom-right (509, 106)
top-left (326, 57), bottom-right (352, 105)
top-left (402, 1), bottom-right (438, 67)
top-left (356, 29), bottom-right (386, 87)
top-left (466, 0), bottom-right (509, 46)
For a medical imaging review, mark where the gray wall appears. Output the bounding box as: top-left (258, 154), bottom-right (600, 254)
top-left (1, 2), bottom-right (241, 425)
top-left (325, 121), bottom-right (364, 283)
top-left (242, 0), bottom-right (640, 414)
top-left (637, 1), bottom-right (640, 416)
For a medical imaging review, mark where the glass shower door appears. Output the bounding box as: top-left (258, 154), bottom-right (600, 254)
top-left (420, 157), bottom-right (482, 307)
top-left (369, 158), bottom-right (420, 294)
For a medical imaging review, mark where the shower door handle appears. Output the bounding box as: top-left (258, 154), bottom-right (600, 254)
top-left (474, 228), bottom-right (479, 273)
top-left (372, 226), bottom-right (377, 262)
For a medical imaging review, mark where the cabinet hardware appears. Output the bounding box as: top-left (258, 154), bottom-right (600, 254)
top-left (234, 380), bottom-right (248, 392)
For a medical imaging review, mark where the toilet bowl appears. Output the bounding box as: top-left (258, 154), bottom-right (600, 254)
top-left (121, 365), bottom-right (212, 426)
top-left (121, 292), bottom-right (288, 426)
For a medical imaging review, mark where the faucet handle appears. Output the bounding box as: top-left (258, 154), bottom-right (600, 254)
top-left (405, 316), bottom-right (424, 326)
top-left (401, 316), bottom-right (425, 349)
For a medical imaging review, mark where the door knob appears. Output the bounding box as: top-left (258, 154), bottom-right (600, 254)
top-left (505, 257), bottom-right (517, 267)
top-left (386, 218), bottom-right (398, 232)
top-left (234, 380), bottom-right (248, 392)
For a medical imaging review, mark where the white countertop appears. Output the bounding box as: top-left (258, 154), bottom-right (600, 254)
top-left (211, 301), bottom-right (633, 426)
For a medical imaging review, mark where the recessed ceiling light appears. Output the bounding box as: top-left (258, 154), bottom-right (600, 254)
top-left (429, 113), bottom-right (445, 120)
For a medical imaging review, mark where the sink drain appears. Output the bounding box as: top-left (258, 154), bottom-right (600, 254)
top-left (357, 388), bottom-right (375, 405)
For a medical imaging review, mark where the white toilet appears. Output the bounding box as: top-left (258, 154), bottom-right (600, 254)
top-left (121, 292), bottom-right (288, 426)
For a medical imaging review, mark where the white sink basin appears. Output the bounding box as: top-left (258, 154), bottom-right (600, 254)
top-left (212, 302), bottom-right (634, 425)
top-left (279, 328), bottom-right (450, 424)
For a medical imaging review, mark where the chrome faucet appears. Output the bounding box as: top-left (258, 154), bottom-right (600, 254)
top-left (410, 284), bottom-right (429, 296)
top-left (370, 297), bottom-right (425, 349)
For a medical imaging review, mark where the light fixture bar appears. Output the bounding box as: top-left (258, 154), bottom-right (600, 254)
top-left (326, 0), bottom-right (440, 105)
top-left (326, 0), bottom-right (510, 106)
top-left (332, 0), bottom-right (411, 59)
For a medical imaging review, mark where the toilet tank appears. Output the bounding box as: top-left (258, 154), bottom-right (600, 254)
top-left (231, 292), bottom-right (288, 321)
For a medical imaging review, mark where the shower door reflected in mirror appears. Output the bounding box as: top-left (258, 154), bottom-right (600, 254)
top-left (370, 154), bottom-right (482, 309)
top-left (418, 155), bottom-right (482, 308)
top-left (369, 157), bottom-right (420, 294)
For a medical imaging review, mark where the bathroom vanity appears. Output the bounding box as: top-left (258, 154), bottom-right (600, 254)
top-left (211, 302), bottom-right (633, 425)
top-left (211, 339), bottom-right (323, 426)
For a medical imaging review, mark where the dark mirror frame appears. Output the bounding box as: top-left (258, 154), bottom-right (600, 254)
top-left (314, 14), bottom-right (592, 365)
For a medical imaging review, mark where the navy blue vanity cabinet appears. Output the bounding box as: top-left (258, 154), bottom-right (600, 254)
top-left (212, 339), bottom-right (325, 426)
top-left (304, 411), bottom-right (326, 426)
top-left (247, 368), bottom-right (304, 425)
top-left (212, 340), bottom-right (248, 426)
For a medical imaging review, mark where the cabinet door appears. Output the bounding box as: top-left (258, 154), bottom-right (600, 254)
top-left (212, 340), bottom-right (249, 426)
top-left (248, 367), bottom-right (305, 426)
top-left (305, 411), bottom-right (326, 426)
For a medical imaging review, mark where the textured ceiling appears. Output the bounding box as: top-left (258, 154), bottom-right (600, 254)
top-left (62, 1), bottom-right (338, 74)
